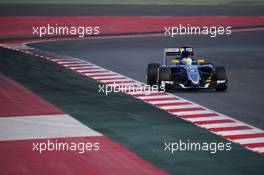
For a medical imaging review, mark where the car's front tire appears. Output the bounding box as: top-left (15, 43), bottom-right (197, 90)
top-left (215, 66), bottom-right (228, 91)
top-left (157, 67), bottom-right (171, 91)
top-left (146, 63), bottom-right (161, 86)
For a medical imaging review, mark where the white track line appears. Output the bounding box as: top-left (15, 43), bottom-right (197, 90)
top-left (109, 82), bottom-right (141, 87)
top-left (233, 138), bottom-right (264, 145)
top-left (56, 60), bottom-right (83, 64)
top-left (200, 122), bottom-right (246, 129)
top-left (69, 66), bottom-right (99, 70)
top-left (170, 110), bottom-right (212, 116)
top-left (64, 63), bottom-right (92, 67)
top-left (84, 72), bottom-right (116, 76)
top-left (52, 58), bottom-right (80, 62)
top-left (215, 129), bottom-right (264, 136)
top-left (76, 69), bottom-right (106, 73)
top-left (137, 94), bottom-right (176, 100)
top-left (91, 75), bottom-right (124, 79)
top-left (147, 100), bottom-right (183, 105)
top-left (0, 114), bottom-right (102, 141)
top-left (100, 78), bottom-right (132, 83)
top-left (159, 104), bottom-right (199, 110)
top-left (185, 116), bottom-right (229, 122)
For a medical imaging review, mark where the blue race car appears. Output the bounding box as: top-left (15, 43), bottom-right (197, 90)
top-left (146, 47), bottom-right (228, 91)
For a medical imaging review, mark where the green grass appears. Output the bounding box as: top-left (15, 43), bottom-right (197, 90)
top-left (1, 0), bottom-right (264, 5)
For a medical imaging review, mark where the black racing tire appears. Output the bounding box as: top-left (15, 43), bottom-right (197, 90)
top-left (146, 63), bottom-right (161, 86)
top-left (215, 66), bottom-right (228, 91)
top-left (200, 62), bottom-right (214, 66)
top-left (157, 67), bottom-right (171, 91)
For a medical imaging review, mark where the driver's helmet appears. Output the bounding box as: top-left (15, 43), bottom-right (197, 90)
top-left (182, 57), bottom-right (193, 65)
top-left (180, 50), bottom-right (190, 59)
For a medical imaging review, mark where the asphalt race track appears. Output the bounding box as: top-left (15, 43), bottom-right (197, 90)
top-left (29, 30), bottom-right (264, 130)
top-left (0, 4), bottom-right (264, 16)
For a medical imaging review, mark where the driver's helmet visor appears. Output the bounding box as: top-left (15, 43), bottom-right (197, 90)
top-left (182, 58), bottom-right (193, 65)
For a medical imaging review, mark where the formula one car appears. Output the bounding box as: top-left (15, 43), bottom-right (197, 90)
top-left (146, 47), bottom-right (228, 91)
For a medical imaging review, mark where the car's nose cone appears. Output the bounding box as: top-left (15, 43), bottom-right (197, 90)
top-left (186, 66), bottom-right (200, 85)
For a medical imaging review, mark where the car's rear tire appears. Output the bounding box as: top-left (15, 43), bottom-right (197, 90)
top-left (215, 66), bottom-right (228, 91)
top-left (146, 63), bottom-right (161, 86)
top-left (157, 67), bottom-right (171, 91)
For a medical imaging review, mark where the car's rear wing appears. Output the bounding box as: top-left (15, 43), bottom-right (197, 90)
top-left (163, 47), bottom-right (194, 65)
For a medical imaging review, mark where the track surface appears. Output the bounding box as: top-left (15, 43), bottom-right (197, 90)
top-left (29, 30), bottom-right (264, 130)
top-left (0, 4), bottom-right (264, 16)
top-left (1, 47), bottom-right (264, 175)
